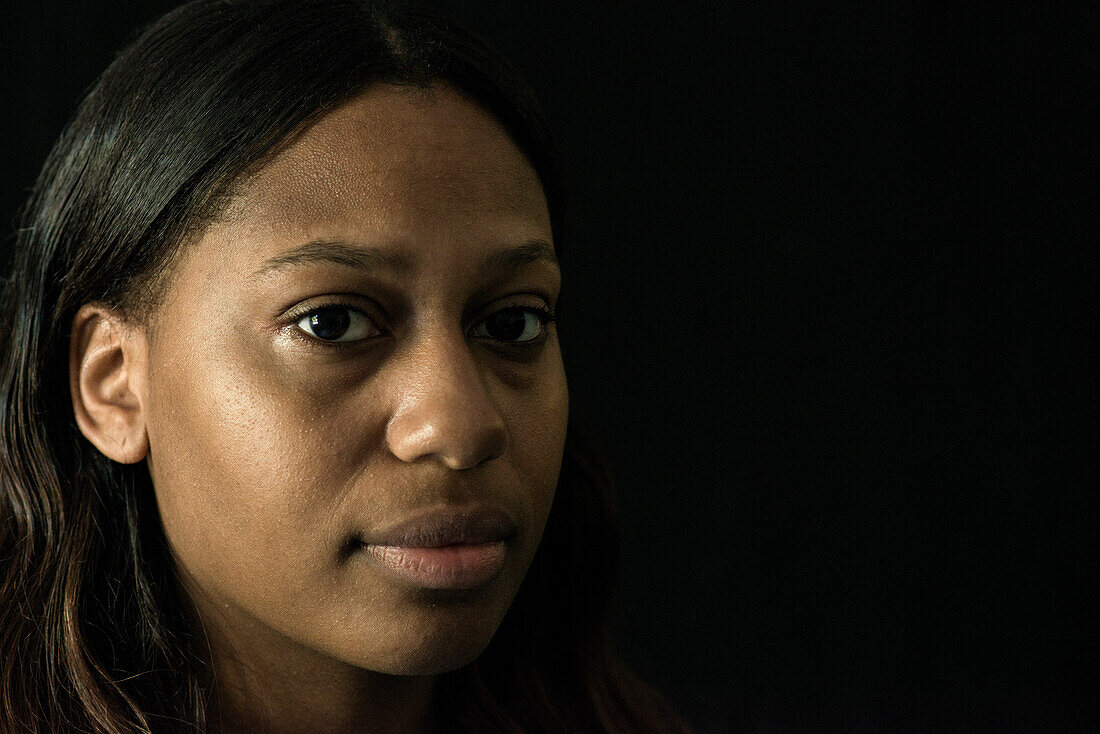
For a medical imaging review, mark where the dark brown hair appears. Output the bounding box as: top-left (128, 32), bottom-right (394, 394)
top-left (0, 1), bottom-right (691, 732)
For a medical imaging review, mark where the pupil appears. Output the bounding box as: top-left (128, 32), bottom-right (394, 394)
top-left (309, 308), bottom-right (350, 340)
top-left (490, 309), bottom-right (527, 340)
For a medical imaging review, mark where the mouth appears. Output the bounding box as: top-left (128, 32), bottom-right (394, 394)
top-left (356, 506), bottom-right (516, 590)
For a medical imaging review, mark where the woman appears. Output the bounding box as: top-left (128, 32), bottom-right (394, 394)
top-left (0, 1), bottom-right (692, 732)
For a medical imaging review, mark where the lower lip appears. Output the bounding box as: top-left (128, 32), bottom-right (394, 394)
top-left (362, 542), bottom-right (507, 590)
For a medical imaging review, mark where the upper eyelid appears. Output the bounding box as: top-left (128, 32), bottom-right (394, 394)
top-left (284, 293), bottom-right (377, 319)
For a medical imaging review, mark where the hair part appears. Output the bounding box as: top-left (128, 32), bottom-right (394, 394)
top-left (0, 1), bottom-right (689, 731)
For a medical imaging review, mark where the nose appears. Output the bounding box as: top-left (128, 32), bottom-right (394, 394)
top-left (385, 330), bottom-right (508, 470)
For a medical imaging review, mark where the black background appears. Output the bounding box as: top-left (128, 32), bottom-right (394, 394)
top-left (1, 2), bottom-right (1094, 732)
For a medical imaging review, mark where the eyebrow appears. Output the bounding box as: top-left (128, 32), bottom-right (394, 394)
top-left (252, 238), bottom-right (559, 278)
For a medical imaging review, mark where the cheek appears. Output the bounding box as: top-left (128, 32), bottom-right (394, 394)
top-left (504, 361), bottom-right (569, 530)
top-left (143, 342), bottom-right (379, 596)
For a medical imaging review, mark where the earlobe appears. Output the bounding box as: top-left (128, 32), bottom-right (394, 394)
top-left (69, 304), bottom-right (150, 464)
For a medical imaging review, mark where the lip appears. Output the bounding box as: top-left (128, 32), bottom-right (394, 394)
top-left (361, 505), bottom-right (517, 548)
top-left (358, 506), bottom-right (517, 590)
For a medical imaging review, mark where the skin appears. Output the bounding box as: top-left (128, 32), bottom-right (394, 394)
top-left (69, 84), bottom-right (568, 733)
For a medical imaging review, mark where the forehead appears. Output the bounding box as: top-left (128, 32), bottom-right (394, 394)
top-left (219, 83), bottom-right (549, 249)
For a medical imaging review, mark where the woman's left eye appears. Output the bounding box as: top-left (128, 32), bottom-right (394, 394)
top-left (295, 305), bottom-right (376, 342)
top-left (471, 306), bottom-right (554, 343)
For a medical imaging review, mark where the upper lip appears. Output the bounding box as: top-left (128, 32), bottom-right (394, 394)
top-left (360, 505), bottom-right (518, 548)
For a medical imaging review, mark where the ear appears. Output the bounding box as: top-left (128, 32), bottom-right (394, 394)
top-left (69, 303), bottom-right (150, 464)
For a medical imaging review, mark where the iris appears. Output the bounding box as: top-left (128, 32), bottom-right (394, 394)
top-left (484, 310), bottom-right (539, 345)
top-left (485, 309), bottom-right (529, 341)
top-left (307, 307), bottom-right (351, 340)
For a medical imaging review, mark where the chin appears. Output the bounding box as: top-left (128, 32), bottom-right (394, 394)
top-left (369, 627), bottom-right (496, 677)
top-left (348, 595), bottom-right (509, 676)
top-left (380, 643), bottom-right (486, 676)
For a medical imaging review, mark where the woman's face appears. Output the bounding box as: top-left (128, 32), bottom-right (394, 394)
top-left (140, 85), bottom-right (567, 679)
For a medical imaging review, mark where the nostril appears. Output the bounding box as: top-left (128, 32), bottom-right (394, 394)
top-left (430, 420), bottom-right (507, 471)
top-left (460, 427), bottom-right (508, 470)
top-left (386, 405), bottom-right (508, 469)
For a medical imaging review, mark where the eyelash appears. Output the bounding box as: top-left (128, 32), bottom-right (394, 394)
top-left (285, 300), bottom-right (557, 352)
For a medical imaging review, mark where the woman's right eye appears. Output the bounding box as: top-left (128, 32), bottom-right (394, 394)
top-left (295, 305), bottom-right (377, 343)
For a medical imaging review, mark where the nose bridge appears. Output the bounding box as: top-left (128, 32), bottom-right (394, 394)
top-left (385, 324), bottom-right (508, 470)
